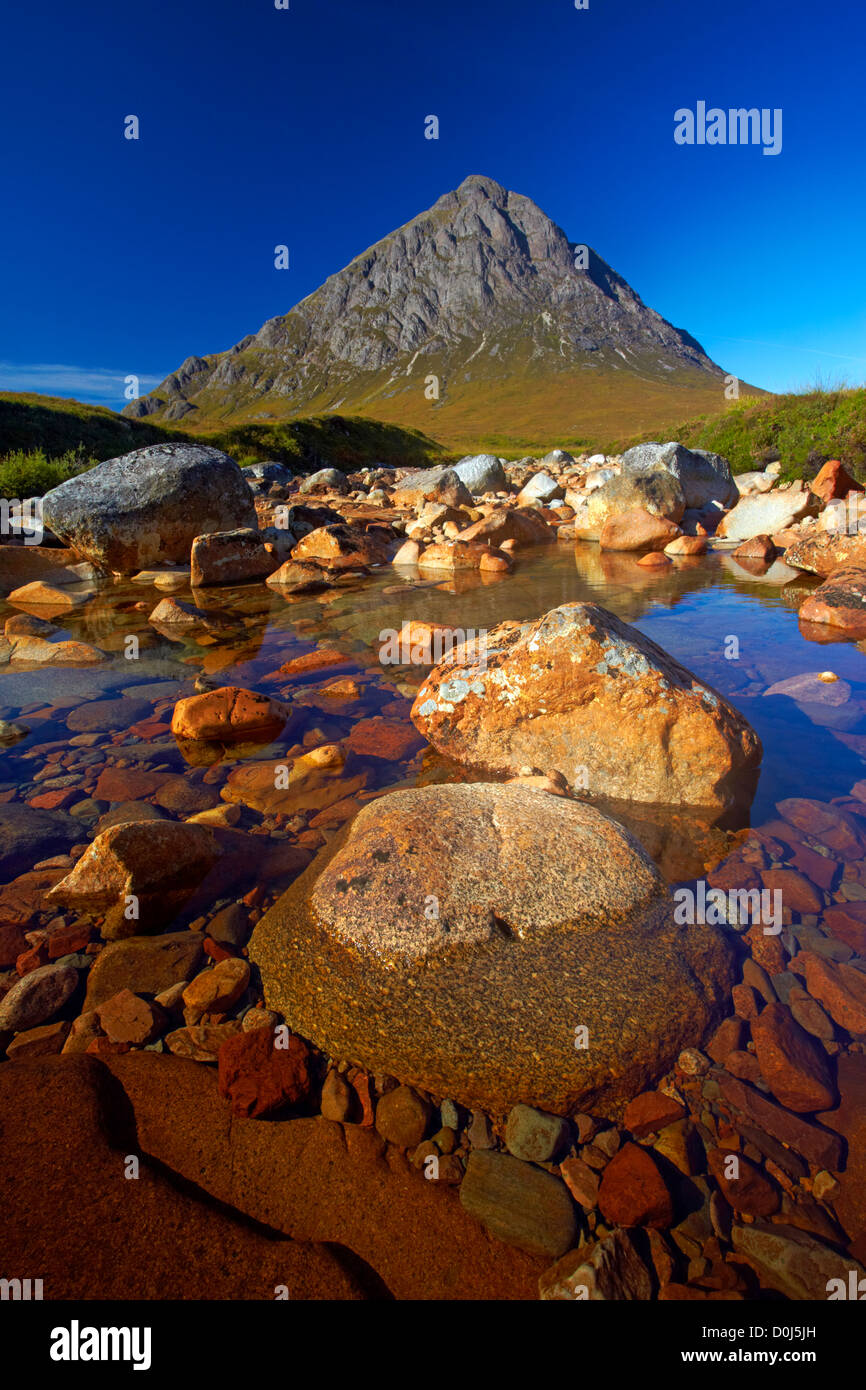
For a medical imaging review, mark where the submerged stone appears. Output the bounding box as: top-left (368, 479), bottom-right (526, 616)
top-left (249, 782), bottom-right (735, 1116)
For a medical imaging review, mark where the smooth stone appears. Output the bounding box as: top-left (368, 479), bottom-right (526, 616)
top-left (250, 782), bottom-right (735, 1116)
top-left (459, 1150), bottom-right (578, 1258)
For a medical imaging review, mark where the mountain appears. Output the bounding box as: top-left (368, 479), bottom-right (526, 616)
top-left (125, 175), bottom-right (756, 452)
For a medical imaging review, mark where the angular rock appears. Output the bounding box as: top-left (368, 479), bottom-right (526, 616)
top-left (706, 1147), bottom-right (780, 1217)
top-left (250, 782), bottom-right (735, 1116)
top-left (190, 528), bottom-right (278, 587)
top-left (505, 1103), bottom-right (570, 1163)
top-left (802, 952), bottom-right (866, 1034)
top-left (716, 483), bottom-right (813, 542)
top-left (731, 1222), bottom-right (866, 1300)
top-left (517, 472), bottom-right (561, 504)
top-left (47, 821), bottom-right (219, 938)
top-left (217, 1025), bottom-right (311, 1118)
top-left (411, 602), bottom-right (762, 809)
top-left (623, 1089), bottom-right (687, 1138)
top-left (811, 458), bottom-right (862, 502)
top-left (97, 989), bottom-right (165, 1045)
top-left (265, 560), bottom-right (330, 592)
top-left (392, 467), bottom-right (472, 508)
top-left (539, 1229), bottom-right (653, 1300)
top-left (291, 523), bottom-right (389, 570)
top-left (751, 1001), bottom-right (836, 1112)
top-left (41, 443), bottom-right (256, 575)
top-left (597, 1142), bottom-right (673, 1228)
top-left (716, 1072), bottom-right (843, 1169)
top-left (786, 531), bottom-right (866, 578)
top-left (453, 454), bottom-right (507, 495)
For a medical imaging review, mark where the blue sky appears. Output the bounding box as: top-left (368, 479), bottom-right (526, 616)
top-left (2, 0), bottom-right (865, 410)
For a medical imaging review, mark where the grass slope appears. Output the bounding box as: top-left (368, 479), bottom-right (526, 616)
top-left (628, 388), bottom-right (866, 480)
top-left (0, 393), bottom-right (447, 497)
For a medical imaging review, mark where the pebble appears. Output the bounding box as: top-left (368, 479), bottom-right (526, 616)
top-left (0, 962), bottom-right (79, 1032)
top-left (504, 1103), bottom-right (570, 1163)
top-left (375, 1085), bottom-right (432, 1148)
top-left (459, 1151), bottom-right (578, 1258)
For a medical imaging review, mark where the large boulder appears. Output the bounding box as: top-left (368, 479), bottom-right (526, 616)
top-left (411, 602), bottom-right (761, 809)
top-left (249, 783), bottom-right (736, 1116)
top-left (453, 454), bottom-right (507, 495)
top-left (579, 471), bottom-right (686, 540)
top-left (41, 444), bottom-right (257, 574)
top-left (716, 481), bottom-right (814, 541)
top-left (620, 442), bottom-right (738, 510)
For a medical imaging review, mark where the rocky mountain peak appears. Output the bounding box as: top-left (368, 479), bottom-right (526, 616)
top-left (125, 175), bottom-right (727, 447)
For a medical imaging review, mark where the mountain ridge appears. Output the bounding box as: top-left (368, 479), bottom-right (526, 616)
top-left (125, 174), bottom-right (760, 450)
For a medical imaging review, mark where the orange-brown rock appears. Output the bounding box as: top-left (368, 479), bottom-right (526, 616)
top-left (190, 528), bottom-right (279, 586)
top-left (599, 508), bottom-right (681, 552)
top-left (733, 534), bottom-right (776, 561)
top-left (751, 1001), bottom-right (836, 1112)
top-left (706, 1147), bottom-right (780, 1216)
top-left (344, 717), bottom-right (425, 761)
top-left (456, 507), bottom-right (553, 548)
top-left (218, 1025), bottom-right (311, 1118)
top-left (171, 686), bottom-right (291, 743)
top-left (823, 903), bottom-right (866, 954)
top-left (664, 534), bottom-right (707, 556)
top-left (810, 459), bottom-right (863, 503)
top-left (46, 821), bottom-right (219, 939)
top-left (411, 602), bottom-right (762, 809)
top-left (221, 745), bottom-right (366, 816)
top-left (802, 951), bottom-right (866, 1034)
top-left (0, 1055), bottom-right (366, 1299)
top-left (479, 549), bottom-right (513, 572)
top-left (598, 1142), bottom-right (673, 1228)
top-left (637, 550), bottom-right (672, 568)
top-left (623, 1090), bottom-right (686, 1137)
top-left (785, 531), bottom-right (866, 577)
top-left (417, 542), bottom-right (487, 571)
top-left (291, 523), bottom-right (389, 570)
top-left (250, 782), bottom-right (735, 1117)
top-left (799, 565), bottom-right (866, 636)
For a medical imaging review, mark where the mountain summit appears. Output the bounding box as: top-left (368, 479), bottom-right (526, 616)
top-left (126, 175), bottom-right (735, 449)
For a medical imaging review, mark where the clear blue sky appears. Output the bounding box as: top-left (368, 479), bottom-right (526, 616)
top-left (2, 0), bottom-right (865, 409)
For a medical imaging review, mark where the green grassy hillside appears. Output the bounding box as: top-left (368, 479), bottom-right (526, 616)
top-left (628, 387), bottom-right (866, 481)
top-left (0, 393), bottom-right (448, 497)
